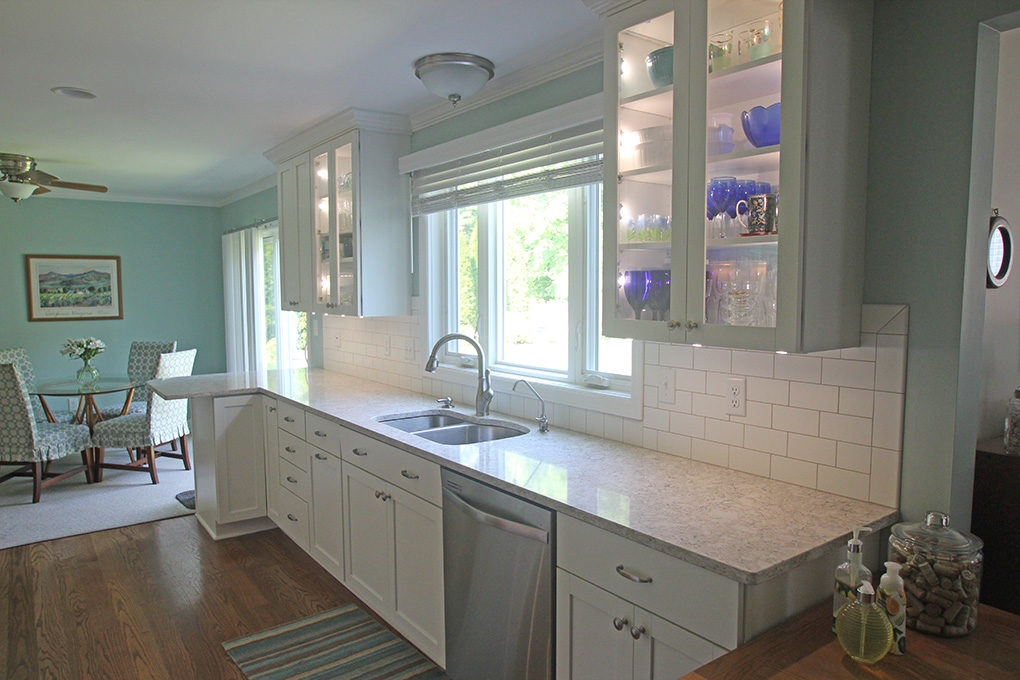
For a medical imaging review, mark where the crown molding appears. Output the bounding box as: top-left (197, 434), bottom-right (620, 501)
top-left (33, 191), bottom-right (223, 207)
top-left (581, 0), bottom-right (645, 18)
top-left (264, 107), bottom-right (411, 165)
top-left (408, 39), bottom-right (604, 131)
top-left (214, 173), bottom-right (277, 207)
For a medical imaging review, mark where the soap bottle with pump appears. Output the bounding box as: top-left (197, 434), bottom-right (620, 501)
top-left (833, 526), bottom-right (872, 632)
top-left (877, 561), bottom-right (906, 654)
top-left (835, 581), bottom-right (894, 665)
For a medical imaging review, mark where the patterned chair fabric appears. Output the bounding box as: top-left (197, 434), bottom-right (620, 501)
top-left (92, 349), bottom-right (196, 449)
top-left (98, 340), bottom-right (178, 420)
top-left (0, 364), bottom-right (92, 463)
top-left (0, 346), bottom-right (61, 423)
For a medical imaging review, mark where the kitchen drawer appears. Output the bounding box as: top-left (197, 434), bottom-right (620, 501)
top-left (278, 402), bottom-right (306, 437)
top-left (557, 514), bottom-right (740, 649)
top-left (280, 458), bottom-right (311, 502)
top-left (341, 428), bottom-right (441, 506)
top-left (305, 412), bottom-right (343, 455)
top-left (278, 487), bottom-right (310, 550)
top-left (279, 430), bottom-right (309, 471)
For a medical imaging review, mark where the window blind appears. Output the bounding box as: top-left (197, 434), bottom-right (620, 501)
top-left (411, 120), bottom-right (603, 216)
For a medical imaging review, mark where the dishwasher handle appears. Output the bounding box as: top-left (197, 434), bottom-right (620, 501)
top-left (443, 487), bottom-right (549, 544)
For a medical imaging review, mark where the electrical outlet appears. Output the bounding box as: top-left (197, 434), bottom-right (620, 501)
top-left (659, 369), bottom-right (675, 405)
top-left (404, 345), bottom-right (413, 361)
top-left (334, 334), bottom-right (342, 349)
top-left (726, 377), bottom-right (746, 416)
top-left (383, 336), bottom-right (391, 356)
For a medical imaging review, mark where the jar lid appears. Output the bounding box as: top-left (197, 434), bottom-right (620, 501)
top-left (891, 511), bottom-right (983, 555)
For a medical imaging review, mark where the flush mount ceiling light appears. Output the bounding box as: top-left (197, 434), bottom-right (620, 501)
top-left (50, 86), bottom-right (97, 99)
top-left (414, 53), bottom-right (495, 106)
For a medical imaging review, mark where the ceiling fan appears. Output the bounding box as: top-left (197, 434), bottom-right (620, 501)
top-left (0, 153), bottom-right (108, 203)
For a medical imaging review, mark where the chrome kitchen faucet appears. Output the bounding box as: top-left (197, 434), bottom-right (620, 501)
top-left (424, 334), bottom-right (494, 417)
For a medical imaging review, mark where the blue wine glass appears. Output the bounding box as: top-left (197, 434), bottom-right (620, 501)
top-left (623, 270), bottom-right (651, 320)
top-left (646, 270), bottom-right (671, 321)
top-left (709, 176), bottom-right (736, 238)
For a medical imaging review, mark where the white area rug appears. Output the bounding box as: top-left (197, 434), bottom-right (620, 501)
top-left (0, 450), bottom-right (195, 550)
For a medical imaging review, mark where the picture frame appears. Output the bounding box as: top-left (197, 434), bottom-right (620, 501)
top-left (24, 254), bottom-right (123, 322)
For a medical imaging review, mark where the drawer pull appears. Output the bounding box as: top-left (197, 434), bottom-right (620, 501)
top-left (314, 453), bottom-right (328, 461)
top-left (612, 616), bottom-right (629, 631)
top-left (400, 469), bottom-right (419, 480)
top-left (287, 513), bottom-right (298, 522)
top-left (353, 448), bottom-right (368, 456)
top-left (374, 490), bottom-right (382, 499)
top-left (285, 446), bottom-right (296, 453)
top-left (284, 416), bottom-right (295, 423)
top-left (379, 493), bottom-right (391, 502)
top-left (630, 625), bottom-right (646, 640)
top-left (616, 564), bottom-right (653, 584)
top-left (268, 406), bottom-right (276, 412)
top-left (314, 430), bottom-right (328, 438)
top-left (286, 476), bottom-right (298, 484)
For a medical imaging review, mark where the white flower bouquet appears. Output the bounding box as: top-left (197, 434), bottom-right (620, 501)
top-left (61, 337), bottom-right (107, 362)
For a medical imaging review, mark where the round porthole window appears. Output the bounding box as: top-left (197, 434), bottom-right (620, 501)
top-left (987, 212), bottom-right (1013, 289)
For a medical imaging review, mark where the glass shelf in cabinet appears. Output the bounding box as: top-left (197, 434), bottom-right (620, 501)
top-left (619, 85), bottom-right (673, 116)
top-left (619, 165), bottom-right (671, 185)
top-left (706, 146), bottom-right (779, 176)
top-left (705, 234), bottom-right (777, 249)
top-left (620, 240), bottom-right (671, 250)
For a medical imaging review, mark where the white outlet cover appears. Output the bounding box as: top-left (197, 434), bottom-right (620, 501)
top-left (659, 369), bottom-right (675, 405)
top-left (726, 377), bottom-right (746, 416)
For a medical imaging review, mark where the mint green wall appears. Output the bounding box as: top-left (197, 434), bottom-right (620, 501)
top-left (866, 0), bottom-right (1020, 526)
top-left (220, 186), bottom-right (277, 231)
top-left (0, 198), bottom-right (224, 387)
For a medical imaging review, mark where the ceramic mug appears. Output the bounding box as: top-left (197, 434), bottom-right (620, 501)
top-left (736, 193), bottom-right (778, 234)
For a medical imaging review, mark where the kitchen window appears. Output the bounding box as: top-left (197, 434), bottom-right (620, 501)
top-left (415, 118), bottom-right (638, 403)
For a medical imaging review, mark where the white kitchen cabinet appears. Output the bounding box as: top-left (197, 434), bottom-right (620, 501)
top-left (264, 398), bottom-right (279, 523)
top-left (556, 570), bottom-right (722, 680)
top-left (343, 461), bottom-right (445, 666)
top-left (602, 0), bottom-right (872, 352)
top-left (310, 446), bottom-right (343, 579)
top-left (266, 108), bottom-right (411, 317)
top-left (192, 394), bottom-right (270, 539)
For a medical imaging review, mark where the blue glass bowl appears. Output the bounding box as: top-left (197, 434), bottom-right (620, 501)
top-left (741, 102), bottom-right (781, 148)
top-left (645, 46), bottom-right (674, 88)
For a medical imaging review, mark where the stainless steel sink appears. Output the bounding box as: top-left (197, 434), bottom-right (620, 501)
top-left (379, 412), bottom-right (471, 432)
top-left (376, 410), bottom-right (528, 445)
top-left (415, 423), bottom-right (527, 445)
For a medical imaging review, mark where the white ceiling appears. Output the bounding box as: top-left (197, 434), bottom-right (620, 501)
top-left (1, 0), bottom-right (601, 205)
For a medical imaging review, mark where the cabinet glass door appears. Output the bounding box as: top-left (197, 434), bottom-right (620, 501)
top-left (693, 0), bottom-right (783, 333)
top-left (312, 150), bottom-right (334, 309)
top-left (609, 6), bottom-right (677, 338)
top-left (334, 139), bottom-right (357, 314)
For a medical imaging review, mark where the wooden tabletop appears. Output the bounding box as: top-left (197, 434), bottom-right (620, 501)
top-left (680, 602), bottom-right (1020, 680)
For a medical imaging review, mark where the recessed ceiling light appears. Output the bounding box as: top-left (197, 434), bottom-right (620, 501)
top-left (50, 86), bottom-right (96, 100)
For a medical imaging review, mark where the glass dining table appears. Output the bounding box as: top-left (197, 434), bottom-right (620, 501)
top-left (32, 378), bottom-right (142, 429)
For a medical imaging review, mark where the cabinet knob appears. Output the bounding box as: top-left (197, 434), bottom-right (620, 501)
top-left (612, 616), bottom-right (629, 631)
top-left (630, 625), bottom-right (646, 640)
top-left (400, 469), bottom-right (419, 480)
top-left (285, 446), bottom-right (296, 453)
top-left (667, 319), bottom-right (683, 329)
top-left (286, 476), bottom-right (298, 484)
top-left (288, 300), bottom-right (298, 306)
top-left (315, 453), bottom-right (328, 461)
top-left (615, 564), bottom-right (653, 584)
top-left (314, 430), bottom-right (328, 438)
top-left (379, 492), bottom-right (391, 502)
top-left (353, 448), bottom-right (367, 456)
top-left (268, 407), bottom-right (276, 412)
top-left (685, 320), bottom-right (699, 330)
top-left (287, 514), bottom-right (298, 522)
top-left (284, 416), bottom-right (295, 423)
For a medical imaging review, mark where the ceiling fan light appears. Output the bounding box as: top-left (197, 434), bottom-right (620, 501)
top-left (0, 179), bottom-right (37, 202)
top-left (414, 53), bottom-right (494, 105)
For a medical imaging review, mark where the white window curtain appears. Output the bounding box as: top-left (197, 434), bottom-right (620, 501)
top-left (222, 226), bottom-right (266, 375)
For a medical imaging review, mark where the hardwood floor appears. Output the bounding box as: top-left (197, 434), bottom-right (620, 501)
top-left (0, 516), bottom-right (357, 679)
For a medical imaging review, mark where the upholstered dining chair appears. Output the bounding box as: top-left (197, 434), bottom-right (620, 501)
top-left (0, 346), bottom-right (72, 423)
top-left (98, 340), bottom-right (177, 420)
top-left (92, 349), bottom-right (196, 485)
top-left (0, 363), bottom-right (93, 502)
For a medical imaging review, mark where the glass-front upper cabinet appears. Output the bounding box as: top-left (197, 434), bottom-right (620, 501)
top-left (603, 0), bottom-right (873, 352)
top-left (309, 130), bottom-right (358, 314)
top-left (312, 149), bottom-right (334, 309)
top-left (334, 139), bottom-right (357, 314)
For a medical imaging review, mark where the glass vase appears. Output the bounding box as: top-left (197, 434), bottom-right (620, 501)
top-left (76, 358), bottom-right (99, 389)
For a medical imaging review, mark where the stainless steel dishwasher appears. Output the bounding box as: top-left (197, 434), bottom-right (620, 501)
top-left (442, 468), bottom-right (554, 680)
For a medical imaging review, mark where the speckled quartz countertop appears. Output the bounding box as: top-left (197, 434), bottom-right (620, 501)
top-left (150, 369), bottom-right (898, 585)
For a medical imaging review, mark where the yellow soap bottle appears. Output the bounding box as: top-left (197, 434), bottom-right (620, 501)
top-left (835, 582), bottom-right (894, 665)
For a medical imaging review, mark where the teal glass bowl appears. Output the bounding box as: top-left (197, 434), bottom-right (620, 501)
top-left (645, 46), bottom-right (673, 88)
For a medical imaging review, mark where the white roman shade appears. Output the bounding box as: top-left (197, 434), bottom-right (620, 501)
top-left (410, 120), bottom-right (603, 216)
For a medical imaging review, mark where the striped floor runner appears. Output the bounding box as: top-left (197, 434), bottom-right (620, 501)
top-left (223, 604), bottom-right (449, 680)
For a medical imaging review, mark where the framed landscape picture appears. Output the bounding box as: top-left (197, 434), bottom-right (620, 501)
top-left (25, 254), bottom-right (123, 321)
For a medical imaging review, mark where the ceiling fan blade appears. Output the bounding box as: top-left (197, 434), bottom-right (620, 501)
top-left (46, 179), bottom-right (108, 193)
top-left (22, 168), bottom-right (60, 184)
top-left (32, 185), bottom-right (52, 196)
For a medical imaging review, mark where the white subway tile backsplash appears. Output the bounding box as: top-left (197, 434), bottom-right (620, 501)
top-left (669, 412), bottom-right (705, 439)
top-left (771, 456), bottom-right (818, 488)
top-left (789, 382), bottom-right (839, 412)
top-left (643, 385), bottom-right (659, 408)
top-left (775, 354), bottom-right (822, 383)
top-left (838, 388), bottom-right (875, 418)
top-left (840, 333), bottom-right (877, 362)
top-left (747, 376), bottom-right (790, 405)
top-left (787, 433), bottom-right (837, 466)
top-left (673, 390), bottom-right (693, 414)
top-left (869, 448), bottom-right (901, 507)
top-left (729, 400), bottom-right (772, 428)
top-left (658, 431), bottom-right (692, 458)
top-left (836, 442), bottom-right (872, 474)
top-left (872, 391), bottom-right (905, 450)
top-left (705, 418), bottom-right (743, 447)
top-left (675, 368), bottom-right (707, 393)
top-left (705, 371), bottom-right (731, 397)
top-left (643, 427), bottom-right (660, 450)
top-left (622, 418), bottom-right (643, 446)
top-left (731, 350), bottom-right (774, 378)
top-left (743, 425), bottom-right (788, 455)
top-left (570, 407), bottom-right (587, 433)
top-left (644, 343), bottom-right (659, 366)
top-left (692, 347), bottom-right (731, 372)
top-left (819, 412), bottom-right (872, 446)
top-left (821, 358), bottom-right (875, 390)
top-left (817, 466), bottom-right (870, 501)
top-left (659, 343), bottom-right (694, 368)
top-left (692, 393), bottom-right (729, 419)
top-left (585, 411), bottom-right (605, 438)
top-left (729, 447), bottom-right (772, 477)
top-left (772, 405), bottom-right (820, 436)
top-left (691, 438), bottom-right (729, 466)
top-left (604, 414), bottom-right (623, 442)
top-left (642, 407), bottom-right (670, 432)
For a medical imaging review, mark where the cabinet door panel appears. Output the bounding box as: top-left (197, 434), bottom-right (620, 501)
top-left (212, 395), bottom-right (266, 523)
top-left (343, 464), bottom-right (393, 611)
top-left (633, 610), bottom-right (720, 680)
top-left (392, 488), bottom-right (445, 665)
top-left (310, 451), bottom-right (343, 579)
top-left (556, 570), bottom-right (634, 680)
